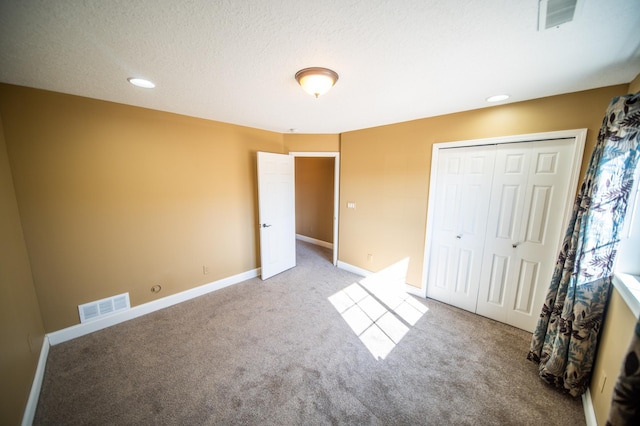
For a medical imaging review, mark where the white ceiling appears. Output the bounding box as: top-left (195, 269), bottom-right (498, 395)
top-left (1, 0), bottom-right (639, 134)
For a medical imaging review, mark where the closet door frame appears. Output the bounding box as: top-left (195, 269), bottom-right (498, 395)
top-left (419, 129), bottom-right (587, 298)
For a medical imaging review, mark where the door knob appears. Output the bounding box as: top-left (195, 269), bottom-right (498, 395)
top-left (512, 242), bottom-right (521, 248)
top-left (261, 223), bottom-right (272, 228)
top-left (456, 234), bottom-right (463, 239)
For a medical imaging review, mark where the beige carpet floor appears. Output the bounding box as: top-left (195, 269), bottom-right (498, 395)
top-left (34, 240), bottom-right (585, 425)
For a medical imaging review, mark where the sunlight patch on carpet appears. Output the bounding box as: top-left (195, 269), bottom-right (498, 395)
top-left (328, 258), bottom-right (428, 360)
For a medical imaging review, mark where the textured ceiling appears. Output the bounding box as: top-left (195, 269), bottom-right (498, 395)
top-left (1, 0), bottom-right (639, 134)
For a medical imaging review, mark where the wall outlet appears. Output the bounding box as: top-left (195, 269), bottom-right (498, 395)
top-left (367, 253), bottom-right (373, 263)
top-left (203, 265), bottom-right (210, 275)
top-left (347, 202), bottom-right (356, 209)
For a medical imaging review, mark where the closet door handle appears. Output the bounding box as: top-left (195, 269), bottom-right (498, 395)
top-left (456, 234), bottom-right (463, 239)
top-left (512, 242), bottom-right (521, 248)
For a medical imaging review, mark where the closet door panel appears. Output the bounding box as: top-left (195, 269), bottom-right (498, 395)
top-left (477, 139), bottom-right (575, 331)
top-left (513, 259), bottom-right (538, 314)
top-left (496, 185), bottom-right (523, 239)
top-left (427, 146), bottom-right (495, 312)
top-left (430, 244), bottom-right (455, 299)
top-left (476, 144), bottom-right (531, 322)
top-left (455, 248), bottom-right (474, 295)
top-left (426, 151), bottom-right (465, 305)
top-left (525, 185), bottom-right (552, 243)
top-left (486, 254), bottom-right (509, 305)
top-left (505, 139), bottom-right (575, 331)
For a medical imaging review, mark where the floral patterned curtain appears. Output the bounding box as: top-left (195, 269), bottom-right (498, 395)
top-left (528, 92), bottom-right (640, 397)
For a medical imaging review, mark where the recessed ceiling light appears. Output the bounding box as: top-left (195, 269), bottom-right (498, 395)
top-left (127, 77), bottom-right (155, 89)
top-left (486, 94), bottom-right (510, 103)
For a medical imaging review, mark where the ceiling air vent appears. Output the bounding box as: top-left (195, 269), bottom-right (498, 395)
top-left (78, 293), bottom-right (130, 323)
top-left (538, 0), bottom-right (582, 30)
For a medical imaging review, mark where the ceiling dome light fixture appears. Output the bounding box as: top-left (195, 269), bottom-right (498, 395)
top-left (486, 94), bottom-right (510, 103)
top-left (295, 67), bottom-right (339, 98)
top-left (127, 77), bottom-right (156, 89)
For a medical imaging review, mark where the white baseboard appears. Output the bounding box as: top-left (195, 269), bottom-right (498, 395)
top-left (296, 234), bottom-right (333, 249)
top-left (404, 284), bottom-right (425, 297)
top-left (337, 260), bottom-right (425, 298)
top-left (582, 388), bottom-right (598, 426)
top-left (22, 335), bottom-right (50, 426)
top-left (337, 260), bottom-right (372, 277)
top-left (47, 267), bottom-right (260, 346)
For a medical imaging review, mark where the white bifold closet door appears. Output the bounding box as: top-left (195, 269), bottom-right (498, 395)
top-left (427, 138), bottom-right (575, 332)
top-left (476, 139), bottom-right (574, 331)
top-left (426, 145), bottom-right (495, 312)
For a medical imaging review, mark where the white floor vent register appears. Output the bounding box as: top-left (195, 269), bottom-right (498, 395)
top-left (78, 293), bottom-right (130, 323)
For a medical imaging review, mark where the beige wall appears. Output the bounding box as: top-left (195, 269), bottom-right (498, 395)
top-left (339, 85), bottom-right (628, 287)
top-left (283, 133), bottom-right (340, 153)
top-left (295, 157), bottom-right (334, 243)
top-left (629, 73), bottom-right (640, 94)
top-left (0, 113), bottom-right (45, 425)
top-left (0, 84), bottom-right (283, 332)
top-left (590, 287), bottom-right (636, 426)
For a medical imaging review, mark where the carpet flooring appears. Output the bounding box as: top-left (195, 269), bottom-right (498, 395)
top-left (34, 241), bottom-right (585, 425)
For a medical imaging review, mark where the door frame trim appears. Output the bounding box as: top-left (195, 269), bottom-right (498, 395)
top-left (289, 152), bottom-right (340, 266)
top-left (420, 129), bottom-right (587, 298)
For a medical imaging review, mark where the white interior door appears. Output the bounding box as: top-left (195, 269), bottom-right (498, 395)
top-left (426, 145), bottom-right (495, 311)
top-left (257, 152), bottom-right (296, 280)
top-left (475, 139), bottom-right (575, 331)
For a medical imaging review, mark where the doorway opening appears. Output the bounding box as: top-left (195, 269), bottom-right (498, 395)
top-left (289, 152), bottom-right (340, 266)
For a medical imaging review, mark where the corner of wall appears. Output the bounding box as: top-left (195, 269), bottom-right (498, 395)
top-left (283, 133), bottom-right (340, 152)
top-left (629, 73), bottom-right (640, 94)
top-left (0, 109), bottom-right (47, 426)
top-left (21, 336), bottom-right (50, 426)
